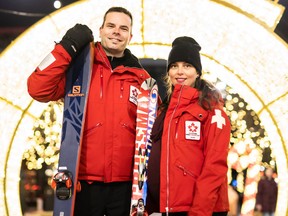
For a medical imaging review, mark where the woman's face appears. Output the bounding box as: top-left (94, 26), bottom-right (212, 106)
top-left (168, 61), bottom-right (198, 87)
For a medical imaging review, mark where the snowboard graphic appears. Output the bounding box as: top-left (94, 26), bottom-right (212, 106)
top-left (131, 78), bottom-right (158, 216)
top-left (51, 43), bottom-right (94, 216)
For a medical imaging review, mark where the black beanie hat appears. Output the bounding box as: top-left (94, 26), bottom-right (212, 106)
top-left (167, 36), bottom-right (202, 75)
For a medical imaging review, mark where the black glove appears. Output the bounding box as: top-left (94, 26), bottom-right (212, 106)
top-left (60, 24), bottom-right (94, 58)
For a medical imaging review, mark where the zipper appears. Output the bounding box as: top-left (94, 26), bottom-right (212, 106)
top-left (100, 68), bottom-right (103, 99)
top-left (97, 44), bottom-right (114, 100)
top-left (166, 85), bottom-right (184, 214)
top-left (85, 122), bottom-right (103, 136)
top-left (121, 123), bottom-right (134, 134)
top-left (175, 118), bottom-right (179, 139)
top-left (176, 164), bottom-right (197, 178)
top-left (120, 80), bottom-right (124, 98)
top-left (97, 44), bottom-right (112, 71)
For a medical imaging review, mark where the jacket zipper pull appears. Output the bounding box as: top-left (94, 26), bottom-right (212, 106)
top-left (178, 165), bottom-right (187, 176)
top-left (120, 80), bottom-right (124, 98)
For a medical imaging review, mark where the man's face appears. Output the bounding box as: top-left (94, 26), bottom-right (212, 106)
top-left (99, 12), bottom-right (133, 57)
top-left (265, 168), bottom-right (274, 178)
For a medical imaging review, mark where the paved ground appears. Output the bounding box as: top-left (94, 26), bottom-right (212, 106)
top-left (24, 211), bottom-right (52, 216)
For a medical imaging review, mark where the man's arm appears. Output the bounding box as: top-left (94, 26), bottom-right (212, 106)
top-left (27, 24), bottom-right (94, 102)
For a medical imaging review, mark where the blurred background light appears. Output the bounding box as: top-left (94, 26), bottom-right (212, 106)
top-left (0, 0), bottom-right (287, 215)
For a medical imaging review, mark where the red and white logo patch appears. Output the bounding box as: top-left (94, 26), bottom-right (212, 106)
top-left (129, 85), bottom-right (139, 105)
top-left (211, 109), bottom-right (226, 129)
top-left (185, 121), bottom-right (201, 140)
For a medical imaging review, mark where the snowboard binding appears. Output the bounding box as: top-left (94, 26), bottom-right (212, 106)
top-left (51, 171), bottom-right (73, 200)
top-left (131, 198), bottom-right (148, 216)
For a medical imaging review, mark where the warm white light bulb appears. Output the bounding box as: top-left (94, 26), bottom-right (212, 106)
top-left (54, 0), bottom-right (62, 9)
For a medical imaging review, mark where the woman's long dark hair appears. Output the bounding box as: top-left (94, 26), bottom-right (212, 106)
top-left (160, 72), bottom-right (224, 112)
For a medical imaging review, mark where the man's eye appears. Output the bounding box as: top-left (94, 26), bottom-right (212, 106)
top-left (121, 27), bottom-right (129, 32)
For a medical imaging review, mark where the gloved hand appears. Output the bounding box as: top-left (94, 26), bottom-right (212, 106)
top-left (60, 24), bottom-right (94, 58)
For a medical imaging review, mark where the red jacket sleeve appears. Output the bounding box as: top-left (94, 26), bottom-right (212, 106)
top-left (27, 44), bottom-right (72, 102)
top-left (189, 108), bottom-right (231, 215)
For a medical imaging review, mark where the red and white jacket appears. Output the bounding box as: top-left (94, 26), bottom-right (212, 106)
top-left (27, 42), bottom-right (150, 182)
top-left (159, 84), bottom-right (230, 215)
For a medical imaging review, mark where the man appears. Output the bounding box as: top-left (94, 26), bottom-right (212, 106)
top-left (256, 167), bottom-right (278, 216)
top-left (27, 6), bottom-right (151, 216)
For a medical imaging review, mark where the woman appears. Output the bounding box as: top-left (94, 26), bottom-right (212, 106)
top-left (146, 36), bottom-right (231, 216)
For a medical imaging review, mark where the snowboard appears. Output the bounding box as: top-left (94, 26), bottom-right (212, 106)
top-left (131, 77), bottom-right (158, 216)
top-left (51, 43), bottom-right (94, 216)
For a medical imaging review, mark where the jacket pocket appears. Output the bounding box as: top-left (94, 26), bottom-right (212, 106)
top-left (120, 122), bottom-right (135, 135)
top-left (176, 162), bottom-right (198, 179)
top-left (184, 105), bottom-right (208, 122)
top-left (116, 78), bottom-right (139, 121)
top-left (175, 110), bottom-right (206, 148)
top-left (84, 122), bottom-right (103, 137)
top-left (116, 78), bottom-right (139, 101)
top-left (169, 161), bottom-right (198, 207)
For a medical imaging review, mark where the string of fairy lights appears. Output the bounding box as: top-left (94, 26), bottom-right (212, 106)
top-left (23, 102), bottom-right (62, 171)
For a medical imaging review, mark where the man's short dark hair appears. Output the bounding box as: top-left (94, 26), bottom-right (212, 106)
top-left (101, 7), bottom-right (133, 27)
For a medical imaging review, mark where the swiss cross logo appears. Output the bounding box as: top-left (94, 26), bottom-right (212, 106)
top-left (211, 109), bottom-right (226, 129)
top-left (185, 121), bottom-right (200, 140)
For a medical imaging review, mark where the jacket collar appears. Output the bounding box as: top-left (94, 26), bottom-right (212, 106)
top-left (94, 42), bottom-right (143, 69)
top-left (168, 84), bottom-right (206, 119)
top-left (171, 84), bottom-right (199, 107)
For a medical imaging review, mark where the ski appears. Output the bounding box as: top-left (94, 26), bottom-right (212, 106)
top-left (51, 43), bottom-right (94, 216)
top-left (131, 77), bottom-right (158, 216)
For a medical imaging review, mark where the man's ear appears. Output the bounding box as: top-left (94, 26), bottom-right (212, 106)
top-left (128, 33), bottom-right (133, 44)
top-left (99, 27), bottom-right (103, 39)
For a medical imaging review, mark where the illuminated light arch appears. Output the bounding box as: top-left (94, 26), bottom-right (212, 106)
top-left (228, 140), bottom-right (262, 215)
top-left (0, 0), bottom-right (287, 215)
